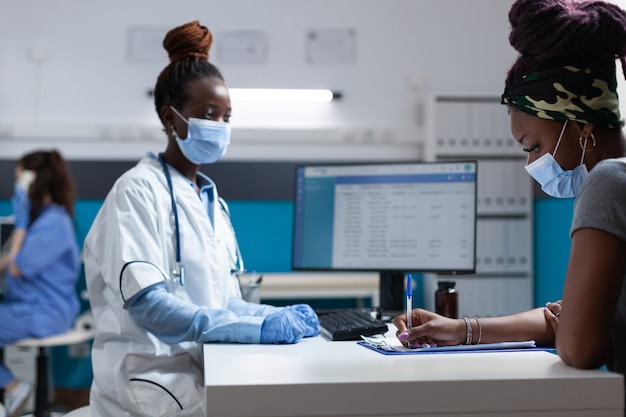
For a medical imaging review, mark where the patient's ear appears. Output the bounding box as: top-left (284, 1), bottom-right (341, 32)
top-left (579, 122), bottom-right (595, 138)
top-left (160, 106), bottom-right (174, 127)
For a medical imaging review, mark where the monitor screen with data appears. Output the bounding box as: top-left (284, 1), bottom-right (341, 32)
top-left (292, 160), bottom-right (477, 281)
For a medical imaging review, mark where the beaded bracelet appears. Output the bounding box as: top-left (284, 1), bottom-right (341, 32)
top-left (463, 317), bottom-right (472, 345)
top-left (474, 317), bottom-right (482, 345)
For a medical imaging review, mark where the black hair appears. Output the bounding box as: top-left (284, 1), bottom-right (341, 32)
top-left (505, 0), bottom-right (626, 87)
top-left (153, 21), bottom-right (224, 124)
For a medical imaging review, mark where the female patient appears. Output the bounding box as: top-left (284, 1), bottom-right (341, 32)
top-left (395, 0), bottom-right (626, 373)
top-left (0, 150), bottom-right (80, 417)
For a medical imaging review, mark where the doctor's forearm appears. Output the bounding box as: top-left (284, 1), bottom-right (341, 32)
top-left (126, 283), bottom-right (263, 344)
top-left (227, 297), bottom-right (281, 316)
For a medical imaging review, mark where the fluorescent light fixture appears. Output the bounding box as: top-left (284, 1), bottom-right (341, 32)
top-left (229, 88), bottom-right (338, 103)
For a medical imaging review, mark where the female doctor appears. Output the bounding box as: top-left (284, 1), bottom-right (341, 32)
top-left (83, 21), bottom-right (319, 417)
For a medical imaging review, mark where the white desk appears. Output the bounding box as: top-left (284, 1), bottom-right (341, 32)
top-left (204, 329), bottom-right (624, 417)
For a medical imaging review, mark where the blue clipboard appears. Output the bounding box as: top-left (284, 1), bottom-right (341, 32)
top-left (358, 336), bottom-right (555, 355)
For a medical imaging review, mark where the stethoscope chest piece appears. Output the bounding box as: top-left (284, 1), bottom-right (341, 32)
top-left (173, 262), bottom-right (185, 286)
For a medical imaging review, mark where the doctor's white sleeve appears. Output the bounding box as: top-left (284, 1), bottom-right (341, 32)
top-left (126, 282), bottom-right (264, 344)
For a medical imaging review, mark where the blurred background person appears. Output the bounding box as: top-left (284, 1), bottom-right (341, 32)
top-left (0, 149), bottom-right (80, 417)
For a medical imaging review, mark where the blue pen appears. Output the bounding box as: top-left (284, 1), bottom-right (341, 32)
top-left (406, 274), bottom-right (413, 348)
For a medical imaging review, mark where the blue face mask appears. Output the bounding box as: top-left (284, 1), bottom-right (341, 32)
top-left (524, 119), bottom-right (588, 198)
top-left (171, 107), bottom-right (231, 165)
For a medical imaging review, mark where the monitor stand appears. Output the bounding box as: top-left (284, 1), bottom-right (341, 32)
top-left (378, 271), bottom-right (405, 314)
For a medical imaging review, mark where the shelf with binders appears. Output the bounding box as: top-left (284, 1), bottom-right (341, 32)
top-left (473, 217), bottom-right (532, 276)
top-left (424, 96), bottom-right (534, 318)
top-left (432, 97), bottom-right (521, 158)
top-left (475, 158), bottom-right (532, 217)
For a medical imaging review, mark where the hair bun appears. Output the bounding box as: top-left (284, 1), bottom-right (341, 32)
top-left (508, 0), bottom-right (626, 63)
top-left (163, 20), bottom-right (213, 62)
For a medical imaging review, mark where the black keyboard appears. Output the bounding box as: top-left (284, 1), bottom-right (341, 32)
top-left (317, 309), bottom-right (389, 341)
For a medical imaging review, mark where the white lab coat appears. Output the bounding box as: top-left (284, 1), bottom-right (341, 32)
top-left (84, 156), bottom-right (241, 417)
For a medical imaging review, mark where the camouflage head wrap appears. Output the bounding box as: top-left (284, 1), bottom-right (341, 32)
top-left (501, 64), bottom-right (623, 128)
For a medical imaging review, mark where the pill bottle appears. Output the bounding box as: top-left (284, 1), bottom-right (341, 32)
top-left (435, 281), bottom-right (458, 319)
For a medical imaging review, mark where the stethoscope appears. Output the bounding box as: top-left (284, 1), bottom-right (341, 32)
top-left (158, 153), bottom-right (244, 286)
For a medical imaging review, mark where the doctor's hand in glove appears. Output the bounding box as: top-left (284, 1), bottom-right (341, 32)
top-left (285, 304), bottom-right (320, 337)
top-left (393, 308), bottom-right (466, 348)
top-left (260, 309), bottom-right (307, 344)
top-left (227, 298), bottom-right (320, 338)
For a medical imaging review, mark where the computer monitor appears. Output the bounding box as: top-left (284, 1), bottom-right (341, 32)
top-left (292, 160), bottom-right (477, 312)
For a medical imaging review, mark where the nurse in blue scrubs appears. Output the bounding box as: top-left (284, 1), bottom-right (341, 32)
top-left (0, 149), bottom-right (80, 417)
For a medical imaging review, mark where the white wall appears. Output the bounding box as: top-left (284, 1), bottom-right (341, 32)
top-left (0, 0), bottom-right (517, 159)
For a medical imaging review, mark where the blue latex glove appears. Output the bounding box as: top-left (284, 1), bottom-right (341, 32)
top-left (285, 304), bottom-right (320, 337)
top-left (260, 309), bottom-right (307, 344)
top-left (11, 183), bottom-right (30, 229)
